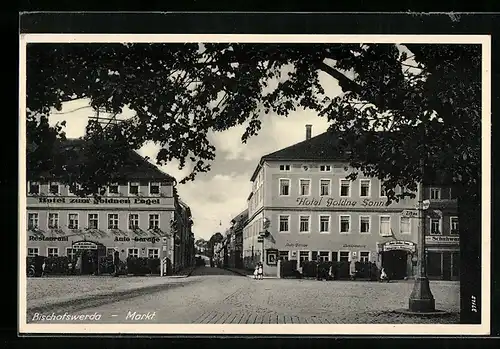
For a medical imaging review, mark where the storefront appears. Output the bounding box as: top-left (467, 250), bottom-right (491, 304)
top-left (378, 240), bottom-right (416, 280)
top-left (425, 235), bottom-right (460, 280)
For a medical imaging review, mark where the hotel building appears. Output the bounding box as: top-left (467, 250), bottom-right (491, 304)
top-left (243, 125), bottom-right (459, 280)
top-left (26, 139), bottom-right (194, 275)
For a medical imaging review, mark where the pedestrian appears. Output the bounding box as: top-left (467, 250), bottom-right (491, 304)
top-left (253, 264), bottom-right (258, 280)
top-left (257, 262), bottom-right (263, 280)
top-left (349, 260), bottom-right (357, 280)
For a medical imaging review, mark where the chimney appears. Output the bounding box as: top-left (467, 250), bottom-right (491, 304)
top-left (305, 124), bottom-right (312, 140)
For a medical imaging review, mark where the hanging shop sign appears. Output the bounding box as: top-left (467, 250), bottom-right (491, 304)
top-left (296, 197), bottom-right (391, 208)
top-left (383, 240), bottom-right (416, 253)
top-left (425, 236), bottom-right (459, 244)
top-left (72, 241), bottom-right (99, 250)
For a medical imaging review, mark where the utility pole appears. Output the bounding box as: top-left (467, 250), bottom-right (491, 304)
top-left (409, 158), bottom-right (435, 312)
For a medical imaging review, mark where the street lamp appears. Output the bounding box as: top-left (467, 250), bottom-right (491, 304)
top-left (408, 159), bottom-right (435, 312)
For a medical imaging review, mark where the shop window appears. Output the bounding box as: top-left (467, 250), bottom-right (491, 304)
top-left (299, 251), bottom-right (310, 266)
top-left (28, 212), bottom-right (39, 229)
top-left (360, 216), bottom-right (370, 234)
top-left (108, 213), bottom-right (119, 229)
top-left (450, 217), bottom-right (459, 235)
top-left (340, 179), bottom-right (351, 197)
top-left (49, 182), bottom-right (59, 195)
top-left (279, 215), bottom-right (289, 233)
top-left (379, 216), bottom-right (391, 236)
top-left (430, 188), bottom-right (441, 200)
top-left (88, 213), bottom-right (99, 229)
top-left (108, 183), bottom-right (119, 194)
top-left (360, 179), bottom-right (371, 197)
top-left (28, 247), bottom-right (39, 257)
top-left (299, 216), bottom-right (310, 233)
top-left (279, 179), bottom-right (290, 196)
top-left (66, 248), bottom-right (76, 260)
top-left (339, 215), bottom-right (350, 234)
top-left (426, 251), bottom-right (442, 277)
top-left (129, 182), bottom-right (139, 195)
top-left (48, 212), bottom-right (59, 229)
top-left (299, 179), bottom-right (311, 196)
top-left (128, 248), bottom-right (139, 258)
top-left (68, 213), bottom-right (79, 229)
top-left (278, 251), bottom-right (289, 261)
top-left (360, 251), bottom-right (370, 263)
top-left (149, 214), bottom-right (160, 229)
top-left (150, 182), bottom-right (160, 195)
top-left (47, 247), bottom-right (59, 257)
top-left (129, 213), bottom-right (139, 229)
top-left (319, 215), bottom-right (330, 233)
top-left (148, 248), bottom-right (159, 259)
top-left (339, 251), bottom-right (350, 262)
top-left (28, 181), bottom-right (40, 195)
top-left (320, 179), bottom-right (331, 196)
top-left (319, 251), bottom-right (329, 262)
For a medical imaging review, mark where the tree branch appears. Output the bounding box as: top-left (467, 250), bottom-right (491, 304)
top-left (317, 61), bottom-right (362, 94)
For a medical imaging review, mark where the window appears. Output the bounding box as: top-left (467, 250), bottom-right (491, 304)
top-left (88, 213), bottom-right (99, 229)
top-left (279, 179), bottom-right (290, 196)
top-left (319, 215), bottom-right (330, 233)
top-left (400, 217), bottom-right (411, 234)
top-left (299, 216), bottom-right (310, 233)
top-left (320, 179), bottom-right (331, 196)
top-left (319, 251), bottom-right (330, 262)
top-left (450, 217), bottom-right (459, 235)
top-left (150, 182), bottom-right (160, 195)
top-left (68, 213), bottom-right (79, 229)
top-left (339, 215), bottom-right (351, 234)
top-left (127, 248), bottom-right (139, 258)
top-left (279, 164), bottom-right (291, 171)
top-left (148, 248), bottom-right (159, 259)
top-left (149, 214), bottom-right (160, 229)
top-left (340, 179), bottom-right (351, 197)
top-left (129, 213), bottom-right (139, 229)
top-left (278, 215), bottom-right (289, 233)
top-left (66, 248), bottom-right (76, 260)
top-left (27, 247), bottom-right (39, 257)
top-left (108, 183), bottom-right (119, 194)
top-left (339, 251), bottom-right (350, 262)
top-left (106, 248), bottom-right (116, 256)
top-left (48, 212), bottom-right (59, 229)
top-left (68, 183), bottom-right (81, 196)
top-left (299, 179), bottom-right (311, 196)
top-left (430, 188), bottom-right (441, 200)
top-left (360, 251), bottom-right (370, 263)
top-left (299, 251), bottom-right (310, 266)
top-left (47, 248), bottom-right (59, 257)
top-left (129, 182), bottom-right (139, 195)
top-left (430, 218), bottom-right (441, 235)
top-left (108, 213), bottom-right (119, 229)
top-left (380, 182), bottom-right (387, 197)
top-left (331, 251), bottom-right (338, 262)
top-left (28, 213), bottom-right (39, 229)
top-left (279, 251), bottom-right (289, 261)
top-left (360, 216), bottom-right (371, 234)
top-left (320, 165), bottom-right (331, 172)
top-left (380, 216), bottom-right (391, 236)
top-left (360, 179), bottom-right (371, 197)
top-left (49, 182), bottom-right (59, 195)
top-left (28, 181), bottom-right (40, 195)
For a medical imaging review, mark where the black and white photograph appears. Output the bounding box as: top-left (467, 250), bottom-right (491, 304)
top-left (19, 30), bottom-right (491, 335)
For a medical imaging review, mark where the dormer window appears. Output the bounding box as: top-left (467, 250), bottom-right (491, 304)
top-left (150, 182), bottom-right (160, 195)
top-left (279, 164), bottom-right (291, 171)
top-left (69, 183), bottom-right (82, 196)
top-left (129, 182), bottom-right (139, 195)
top-left (49, 182), bottom-right (59, 195)
top-left (108, 183), bottom-right (119, 194)
top-left (28, 181), bottom-right (40, 195)
top-left (319, 165), bottom-right (331, 172)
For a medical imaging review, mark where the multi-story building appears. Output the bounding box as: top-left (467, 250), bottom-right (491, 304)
top-left (26, 139), bottom-right (192, 275)
top-left (228, 209), bottom-right (248, 269)
top-left (172, 197), bottom-right (195, 272)
top-left (243, 125), bottom-right (459, 280)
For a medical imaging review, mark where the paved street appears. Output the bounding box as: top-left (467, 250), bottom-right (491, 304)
top-left (27, 266), bottom-right (459, 324)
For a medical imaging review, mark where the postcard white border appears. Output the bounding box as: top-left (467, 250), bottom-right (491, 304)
top-left (18, 34), bottom-right (491, 335)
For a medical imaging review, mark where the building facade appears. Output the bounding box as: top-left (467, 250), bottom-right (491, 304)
top-left (243, 126), bottom-right (459, 280)
top-left (172, 198), bottom-right (196, 272)
top-left (26, 139), bottom-right (193, 275)
top-left (228, 209), bottom-right (247, 269)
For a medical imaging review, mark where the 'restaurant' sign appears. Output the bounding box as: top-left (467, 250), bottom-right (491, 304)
top-left (425, 236), bottom-right (459, 244)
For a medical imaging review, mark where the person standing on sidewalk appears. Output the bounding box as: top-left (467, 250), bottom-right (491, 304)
top-left (257, 262), bottom-right (263, 280)
top-left (253, 264), bottom-right (258, 280)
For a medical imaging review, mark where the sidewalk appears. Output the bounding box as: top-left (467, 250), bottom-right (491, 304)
top-left (225, 267), bottom-right (278, 279)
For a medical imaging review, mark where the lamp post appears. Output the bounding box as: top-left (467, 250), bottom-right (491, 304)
top-left (408, 159), bottom-right (435, 312)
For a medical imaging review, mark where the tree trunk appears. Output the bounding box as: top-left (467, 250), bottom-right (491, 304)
top-left (457, 180), bottom-right (481, 324)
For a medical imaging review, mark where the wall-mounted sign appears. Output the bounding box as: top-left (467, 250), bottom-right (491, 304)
top-left (383, 240), bottom-right (416, 253)
top-left (114, 236), bottom-right (161, 243)
top-left (36, 197), bottom-right (164, 206)
top-left (296, 197), bottom-right (390, 208)
top-left (266, 249), bottom-right (278, 266)
top-left (29, 235), bottom-right (69, 242)
top-left (425, 236), bottom-right (459, 244)
top-left (342, 244), bottom-right (366, 248)
top-left (401, 209), bottom-right (418, 218)
top-left (285, 242), bottom-right (308, 248)
top-left (72, 241), bottom-right (98, 250)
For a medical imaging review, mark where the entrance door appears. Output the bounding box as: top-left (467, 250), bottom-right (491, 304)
top-left (382, 250), bottom-right (408, 280)
top-left (81, 250), bottom-right (98, 275)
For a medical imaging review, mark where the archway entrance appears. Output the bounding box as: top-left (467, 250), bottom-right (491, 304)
top-left (72, 240), bottom-right (106, 275)
top-left (381, 240), bottom-right (416, 280)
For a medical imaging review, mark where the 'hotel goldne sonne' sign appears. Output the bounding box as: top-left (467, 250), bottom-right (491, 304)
top-left (297, 197), bottom-right (388, 207)
top-left (36, 197), bottom-right (162, 205)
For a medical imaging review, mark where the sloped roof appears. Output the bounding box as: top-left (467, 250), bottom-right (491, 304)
top-left (29, 138), bottom-right (176, 182)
